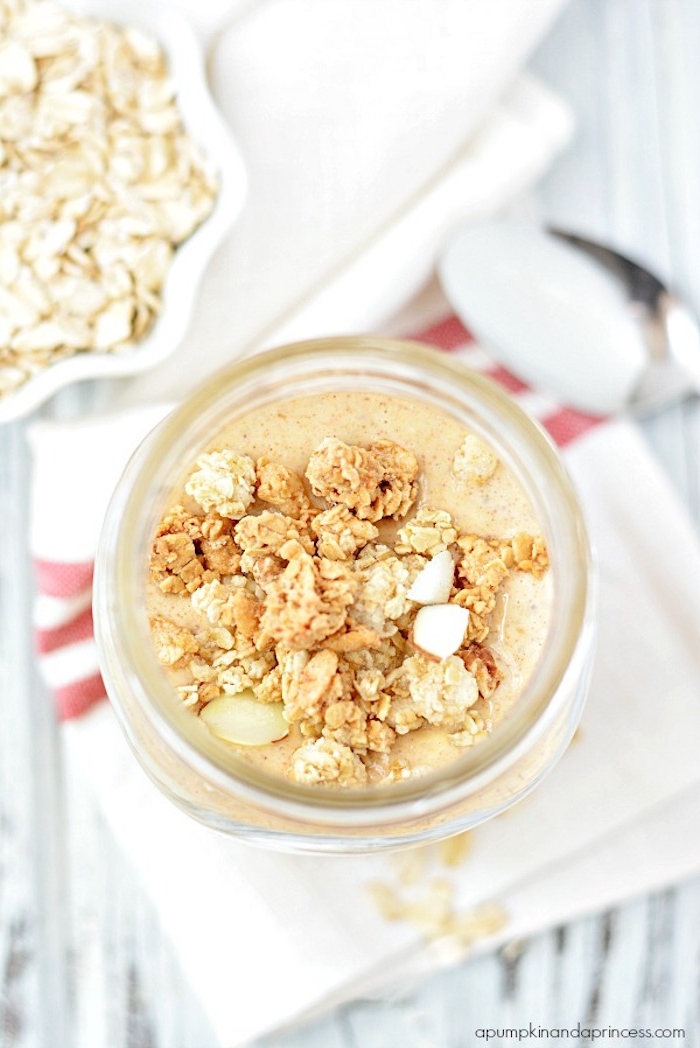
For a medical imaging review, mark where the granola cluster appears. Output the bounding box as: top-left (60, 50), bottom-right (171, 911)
top-left (149, 435), bottom-right (549, 787)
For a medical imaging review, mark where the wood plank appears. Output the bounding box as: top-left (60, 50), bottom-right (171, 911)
top-left (1, 422), bottom-right (46, 1048)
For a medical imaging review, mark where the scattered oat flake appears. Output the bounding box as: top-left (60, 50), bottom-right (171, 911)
top-left (367, 877), bottom-right (507, 946)
top-left (437, 831), bottom-right (473, 867)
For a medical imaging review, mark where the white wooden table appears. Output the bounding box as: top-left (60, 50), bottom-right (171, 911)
top-left (2, 1), bottom-right (700, 1045)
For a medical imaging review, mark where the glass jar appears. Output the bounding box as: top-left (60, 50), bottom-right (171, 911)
top-left (94, 337), bottom-right (595, 853)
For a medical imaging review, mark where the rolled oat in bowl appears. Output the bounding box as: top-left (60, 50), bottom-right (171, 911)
top-left (0, 0), bottom-right (218, 396)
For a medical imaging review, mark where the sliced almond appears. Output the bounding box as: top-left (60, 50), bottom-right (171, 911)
top-left (200, 693), bottom-right (289, 747)
top-left (406, 549), bottom-right (455, 605)
top-left (411, 604), bottom-right (470, 661)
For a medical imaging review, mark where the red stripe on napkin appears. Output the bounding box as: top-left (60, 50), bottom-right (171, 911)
top-left (36, 313), bottom-right (606, 722)
top-left (33, 559), bottom-right (104, 720)
top-left (54, 673), bottom-right (108, 721)
top-left (541, 407), bottom-right (605, 446)
top-left (414, 313), bottom-right (472, 350)
top-left (35, 606), bottom-right (94, 655)
top-left (34, 559), bottom-right (93, 598)
top-left (486, 365), bottom-right (529, 395)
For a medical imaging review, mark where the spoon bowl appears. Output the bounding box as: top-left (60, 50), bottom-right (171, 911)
top-left (438, 221), bottom-right (700, 416)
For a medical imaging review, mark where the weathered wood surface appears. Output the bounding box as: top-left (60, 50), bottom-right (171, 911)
top-left (2, 1), bottom-right (700, 1045)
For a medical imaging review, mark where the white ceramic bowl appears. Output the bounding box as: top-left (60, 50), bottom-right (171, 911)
top-left (0, 0), bottom-right (247, 424)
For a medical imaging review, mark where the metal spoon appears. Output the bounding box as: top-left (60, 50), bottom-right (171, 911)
top-left (438, 221), bottom-right (700, 416)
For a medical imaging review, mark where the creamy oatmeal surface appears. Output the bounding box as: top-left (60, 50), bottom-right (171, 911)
top-left (148, 391), bottom-right (551, 787)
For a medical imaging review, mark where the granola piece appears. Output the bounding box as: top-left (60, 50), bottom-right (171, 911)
top-left (369, 692), bottom-right (393, 725)
top-left (199, 515), bottom-right (240, 575)
top-left (291, 737), bottom-right (368, 786)
top-left (234, 510), bottom-right (314, 573)
top-left (190, 578), bottom-right (237, 626)
top-left (305, 437), bottom-right (382, 517)
top-left (207, 627), bottom-right (276, 694)
top-left (387, 654), bottom-right (479, 734)
top-left (150, 505), bottom-right (210, 594)
top-left (312, 504), bottom-right (378, 560)
top-left (370, 440), bottom-right (420, 520)
top-left (215, 664), bottom-right (254, 695)
top-left (223, 659), bottom-right (276, 696)
top-left (453, 534), bottom-right (510, 641)
top-left (455, 535), bottom-right (508, 592)
top-left (250, 554), bottom-right (286, 588)
top-left (384, 758), bottom-right (412, 782)
top-left (150, 531), bottom-right (204, 594)
top-left (189, 657), bottom-right (218, 683)
top-left (352, 664), bottom-right (386, 705)
top-left (195, 680), bottom-right (223, 707)
top-left (183, 658), bottom-right (223, 705)
top-left (284, 649), bottom-right (342, 724)
top-left (209, 626), bottom-right (235, 651)
top-left (305, 437), bottom-right (418, 522)
top-left (150, 614), bottom-right (197, 668)
top-left (156, 504), bottom-right (204, 540)
top-left (252, 664), bottom-right (283, 704)
top-left (237, 649), bottom-right (277, 683)
top-left (323, 698), bottom-right (368, 750)
top-left (395, 507), bottom-right (458, 556)
top-left (351, 547), bottom-right (412, 637)
top-left (260, 544), bottom-right (356, 649)
top-left (447, 708), bottom-right (490, 748)
top-left (500, 532), bottom-right (549, 579)
top-left (184, 450), bottom-right (256, 519)
top-left (383, 698), bottom-right (424, 736)
top-left (343, 638), bottom-right (405, 697)
top-left (452, 434), bottom-right (499, 484)
top-left (277, 647), bottom-right (309, 694)
top-left (450, 596), bottom-right (487, 643)
top-left (458, 642), bottom-right (503, 699)
top-left (176, 683), bottom-right (201, 709)
top-left (229, 589), bottom-right (263, 639)
top-left (366, 719), bottom-right (396, 754)
top-left (256, 457), bottom-right (314, 520)
top-left (322, 621), bottom-right (382, 653)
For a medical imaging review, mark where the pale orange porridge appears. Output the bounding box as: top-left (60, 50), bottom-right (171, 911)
top-left (147, 391), bottom-right (551, 788)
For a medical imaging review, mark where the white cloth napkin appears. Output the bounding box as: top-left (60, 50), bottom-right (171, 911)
top-left (30, 327), bottom-right (700, 1046)
top-left (112, 0), bottom-right (573, 406)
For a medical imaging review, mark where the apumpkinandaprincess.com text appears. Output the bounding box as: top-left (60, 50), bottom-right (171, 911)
top-left (475, 1025), bottom-right (686, 1042)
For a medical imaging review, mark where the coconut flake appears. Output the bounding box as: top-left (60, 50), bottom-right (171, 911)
top-left (406, 549), bottom-right (455, 605)
top-left (412, 604), bottom-right (470, 660)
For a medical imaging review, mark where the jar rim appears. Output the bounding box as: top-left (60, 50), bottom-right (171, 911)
top-left (94, 336), bottom-right (594, 830)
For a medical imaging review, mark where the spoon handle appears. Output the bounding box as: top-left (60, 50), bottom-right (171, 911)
top-left (662, 297), bottom-right (700, 394)
top-left (550, 230), bottom-right (667, 334)
top-left (551, 229), bottom-right (700, 405)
